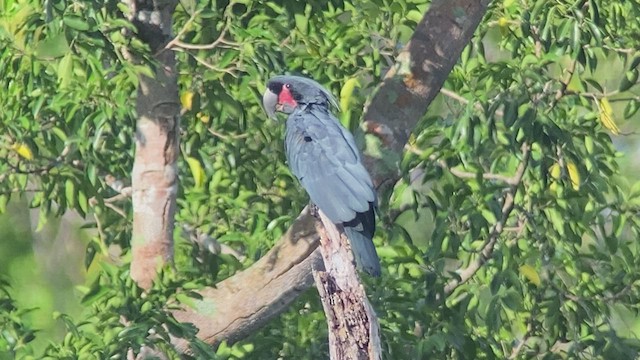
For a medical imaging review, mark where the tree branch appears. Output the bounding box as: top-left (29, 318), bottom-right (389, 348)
top-left (172, 207), bottom-right (322, 352)
top-left (313, 209), bottom-right (381, 360)
top-left (444, 142), bottom-right (530, 295)
top-left (405, 144), bottom-right (520, 185)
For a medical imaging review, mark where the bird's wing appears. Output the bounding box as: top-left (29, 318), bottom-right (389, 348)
top-left (285, 106), bottom-right (375, 223)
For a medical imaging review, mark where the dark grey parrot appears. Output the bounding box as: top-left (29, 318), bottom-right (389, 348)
top-left (262, 75), bottom-right (381, 276)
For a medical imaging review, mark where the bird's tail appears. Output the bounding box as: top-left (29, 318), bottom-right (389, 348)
top-left (345, 226), bottom-right (381, 277)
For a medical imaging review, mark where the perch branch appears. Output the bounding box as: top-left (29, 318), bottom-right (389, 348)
top-left (312, 208), bottom-right (381, 359)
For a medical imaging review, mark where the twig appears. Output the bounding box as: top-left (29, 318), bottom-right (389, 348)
top-left (177, 49), bottom-right (238, 77)
top-left (181, 225), bottom-right (246, 261)
top-left (93, 211), bottom-right (106, 243)
top-left (207, 128), bottom-right (249, 141)
top-left (509, 324), bottom-right (532, 359)
top-left (567, 89), bottom-right (621, 99)
top-left (440, 88), bottom-right (505, 118)
top-left (161, 9), bottom-right (202, 53)
top-left (4, 144), bottom-right (72, 175)
top-left (444, 142), bottom-right (530, 295)
top-left (529, 25), bottom-right (543, 58)
top-left (170, 24), bottom-right (239, 50)
top-left (545, 57), bottom-right (577, 113)
top-left (105, 202), bottom-right (128, 218)
top-left (88, 175), bottom-right (132, 217)
top-left (555, 58), bottom-right (577, 101)
top-left (405, 144), bottom-right (521, 186)
top-left (585, 44), bottom-right (637, 55)
top-left (434, 157), bottom-right (518, 185)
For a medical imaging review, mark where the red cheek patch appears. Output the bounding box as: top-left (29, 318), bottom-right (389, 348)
top-left (279, 87), bottom-right (297, 107)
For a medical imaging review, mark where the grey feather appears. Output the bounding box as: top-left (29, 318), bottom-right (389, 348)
top-left (286, 107), bottom-right (372, 223)
top-left (345, 226), bottom-right (381, 276)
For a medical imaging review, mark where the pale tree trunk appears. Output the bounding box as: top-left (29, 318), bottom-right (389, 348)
top-left (170, 0), bottom-right (492, 353)
top-left (127, 0), bottom-right (180, 290)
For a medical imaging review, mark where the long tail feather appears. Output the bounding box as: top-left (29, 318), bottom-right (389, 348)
top-left (344, 226), bottom-right (381, 276)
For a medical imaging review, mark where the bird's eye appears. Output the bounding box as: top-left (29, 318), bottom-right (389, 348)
top-left (285, 83), bottom-right (291, 89)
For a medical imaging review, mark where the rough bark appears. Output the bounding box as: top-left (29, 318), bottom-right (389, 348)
top-left (128, 0), bottom-right (180, 289)
top-left (363, 0), bottom-right (492, 183)
top-left (171, 0), bottom-right (491, 351)
top-left (313, 210), bottom-right (381, 360)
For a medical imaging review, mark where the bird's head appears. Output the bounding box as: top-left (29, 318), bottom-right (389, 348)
top-left (262, 75), bottom-right (338, 118)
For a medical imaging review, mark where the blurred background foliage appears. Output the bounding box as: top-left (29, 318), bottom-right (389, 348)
top-left (1, 0), bottom-right (640, 358)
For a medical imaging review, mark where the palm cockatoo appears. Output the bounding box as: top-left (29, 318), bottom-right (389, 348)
top-left (262, 75), bottom-right (381, 276)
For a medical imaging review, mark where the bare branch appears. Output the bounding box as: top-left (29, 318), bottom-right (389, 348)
top-left (439, 88), bottom-right (505, 118)
top-left (181, 225), bottom-right (246, 261)
top-left (169, 24), bottom-right (238, 50)
top-left (161, 9), bottom-right (201, 53)
top-left (405, 144), bottom-right (519, 185)
top-left (177, 49), bottom-right (238, 77)
top-left (207, 128), bottom-right (248, 141)
top-left (444, 142), bottom-right (530, 295)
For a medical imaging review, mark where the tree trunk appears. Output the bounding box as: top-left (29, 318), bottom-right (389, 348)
top-left (128, 0), bottom-right (180, 290)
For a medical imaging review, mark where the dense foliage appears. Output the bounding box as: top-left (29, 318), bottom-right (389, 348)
top-left (1, 0), bottom-right (639, 358)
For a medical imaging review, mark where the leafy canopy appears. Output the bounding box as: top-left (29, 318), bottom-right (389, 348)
top-left (1, 0), bottom-right (640, 359)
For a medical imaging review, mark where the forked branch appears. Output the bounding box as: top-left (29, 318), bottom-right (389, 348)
top-left (444, 142), bottom-right (530, 295)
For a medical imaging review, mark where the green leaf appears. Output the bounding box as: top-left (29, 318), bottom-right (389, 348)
top-left (36, 33), bottom-right (70, 58)
top-left (619, 69), bottom-right (639, 92)
top-left (0, 194), bottom-right (7, 213)
top-left (629, 181), bottom-right (640, 200)
top-left (77, 190), bottom-right (88, 217)
top-left (481, 208), bottom-right (497, 224)
top-left (519, 264), bottom-right (541, 286)
top-left (502, 288), bottom-right (523, 311)
top-left (294, 13), bottom-right (308, 34)
top-left (503, 101), bottom-right (517, 127)
top-left (58, 52), bottom-right (74, 88)
top-left (63, 16), bottom-right (90, 31)
top-left (65, 179), bottom-right (76, 210)
top-left (624, 99), bottom-right (640, 118)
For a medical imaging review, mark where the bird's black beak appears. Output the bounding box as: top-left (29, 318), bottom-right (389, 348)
top-left (262, 88), bottom-right (279, 119)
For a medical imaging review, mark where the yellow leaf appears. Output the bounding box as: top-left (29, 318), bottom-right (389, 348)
top-left (519, 264), bottom-right (541, 287)
top-left (339, 77), bottom-right (360, 114)
top-left (196, 112), bottom-right (210, 123)
top-left (408, 133), bottom-right (416, 146)
top-left (12, 142), bottom-right (33, 160)
top-left (549, 163), bottom-right (561, 180)
top-left (186, 157), bottom-right (205, 188)
top-left (181, 91), bottom-right (195, 111)
top-left (497, 17), bottom-right (509, 36)
top-left (599, 97), bottom-right (619, 135)
top-left (567, 161), bottom-right (580, 190)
